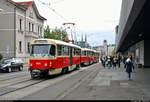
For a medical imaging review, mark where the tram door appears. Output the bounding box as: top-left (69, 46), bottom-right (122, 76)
top-left (70, 47), bottom-right (73, 66)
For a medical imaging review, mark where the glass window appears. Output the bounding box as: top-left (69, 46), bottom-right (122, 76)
top-left (19, 41), bottom-right (22, 52)
top-left (27, 42), bottom-right (30, 53)
top-left (49, 45), bottom-right (55, 56)
top-left (31, 45), bottom-right (52, 56)
top-left (29, 22), bottom-right (31, 32)
top-left (32, 24), bottom-right (34, 32)
top-left (82, 51), bottom-right (86, 56)
top-left (19, 19), bottom-right (22, 31)
top-left (63, 46), bottom-right (69, 56)
top-left (57, 45), bottom-right (62, 56)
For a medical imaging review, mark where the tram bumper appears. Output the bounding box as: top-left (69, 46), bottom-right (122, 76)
top-left (31, 69), bottom-right (41, 78)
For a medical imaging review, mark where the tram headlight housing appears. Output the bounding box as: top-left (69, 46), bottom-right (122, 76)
top-left (30, 64), bottom-right (32, 66)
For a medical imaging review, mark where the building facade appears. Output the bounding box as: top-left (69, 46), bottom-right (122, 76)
top-left (116, 0), bottom-right (150, 68)
top-left (107, 44), bottom-right (115, 56)
top-left (0, 0), bottom-right (46, 63)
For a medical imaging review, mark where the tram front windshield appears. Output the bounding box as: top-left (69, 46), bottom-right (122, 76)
top-left (31, 44), bottom-right (55, 57)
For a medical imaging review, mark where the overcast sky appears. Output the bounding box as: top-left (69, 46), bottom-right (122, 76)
top-left (14, 0), bottom-right (122, 46)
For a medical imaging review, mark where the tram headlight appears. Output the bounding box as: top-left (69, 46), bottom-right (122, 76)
top-left (50, 62), bottom-right (52, 65)
top-left (30, 64), bottom-right (32, 66)
top-left (49, 62), bottom-right (52, 67)
top-left (45, 64), bottom-right (47, 67)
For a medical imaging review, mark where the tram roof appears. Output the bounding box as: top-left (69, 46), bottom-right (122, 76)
top-left (81, 48), bottom-right (93, 52)
top-left (31, 38), bottom-right (81, 49)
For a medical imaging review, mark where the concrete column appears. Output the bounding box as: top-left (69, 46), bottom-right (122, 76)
top-left (144, 40), bottom-right (150, 68)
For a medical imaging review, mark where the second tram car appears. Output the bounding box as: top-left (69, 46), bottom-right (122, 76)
top-left (81, 48), bottom-right (99, 66)
top-left (29, 39), bottom-right (81, 78)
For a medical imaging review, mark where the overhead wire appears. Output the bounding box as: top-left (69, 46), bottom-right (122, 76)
top-left (37, 0), bottom-right (69, 22)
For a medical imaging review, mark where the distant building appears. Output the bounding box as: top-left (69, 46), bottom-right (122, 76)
top-left (93, 44), bottom-right (115, 57)
top-left (93, 45), bottom-right (103, 57)
top-left (0, 0), bottom-right (46, 62)
top-left (77, 34), bottom-right (91, 48)
top-left (107, 44), bottom-right (115, 56)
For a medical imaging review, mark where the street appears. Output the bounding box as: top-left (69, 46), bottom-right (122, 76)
top-left (0, 63), bottom-right (150, 100)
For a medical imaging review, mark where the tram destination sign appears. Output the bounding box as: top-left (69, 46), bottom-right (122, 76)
top-left (34, 40), bottom-right (48, 44)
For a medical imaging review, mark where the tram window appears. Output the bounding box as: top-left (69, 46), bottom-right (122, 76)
top-left (63, 46), bottom-right (69, 56)
top-left (82, 51), bottom-right (86, 56)
top-left (31, 45), bottom-right (50, 56)
top-left (85, 51), bottom-right (87, 56)
top-left (57, 45), bottom-right (62, 56)
top-left (74, 49), bottom-right (80, 56)
top-left (49, 45), bottom-right (55, 56)
top-left (74, 49), bottom-right (77, 56)
top-left (72, 48), bottom-right (75, 56)
top-left (77, 49), bottom-right (81, 56)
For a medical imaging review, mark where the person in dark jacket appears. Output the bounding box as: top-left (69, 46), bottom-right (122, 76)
top-left (125, 56), bottom-right (134, 80)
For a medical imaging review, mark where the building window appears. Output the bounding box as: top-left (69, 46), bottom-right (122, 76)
top-left (27, 42), bottom-right (30, 53)
top-left (19, 19), bottom-right (22, 31)
top-left (40, 27), bottom-right (42, 36)
top-left (38, 26), bottom-right (40, 34)
top-left (32, 24), bottom-right (34, 32)
top-left (29, 22), bottom-right (31, 32)
top-left (19, 41), bottom-right (22, 53)
top-left (29, 11), bottom-right (33, 18)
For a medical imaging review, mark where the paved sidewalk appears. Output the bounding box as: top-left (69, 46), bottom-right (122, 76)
top-left (62, 63), bottom-right (150, 100)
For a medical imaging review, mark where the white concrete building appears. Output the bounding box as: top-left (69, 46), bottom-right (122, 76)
top-left (0, 0), bottom-right (46, 63)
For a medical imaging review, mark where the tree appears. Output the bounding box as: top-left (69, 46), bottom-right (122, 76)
top-left (104, 40), bottom-right (107, 43)
top-left (111, 49), bottom-right (116, 56)
top-left (44, 25), bottom-right (68, 41)
top-left (62, 30), bottom-right (68, 41)
top-left (44, 25), bottom-right (51, 38)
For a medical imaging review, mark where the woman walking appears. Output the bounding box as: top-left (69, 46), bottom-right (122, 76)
top-left (125, 56), bottom-right (134, 80)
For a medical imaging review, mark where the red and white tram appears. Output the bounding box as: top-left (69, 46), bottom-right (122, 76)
top-left (81, 48), bottom-right (100, 66)
top-left (93, 50), bottom-right (100, 63)
top-left (28, 39), bottom-right (81, 78)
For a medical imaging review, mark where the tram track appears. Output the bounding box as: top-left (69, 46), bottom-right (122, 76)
top-left (0, 78), bottom-right (47, 96)
top-left (0, 70), bottom-right (29, 81)
top-left (0, 63), bottom-right (100, 100)
top-left (0, 74), bottom-right (29, 82)
top-left (0, 75), bottom-right (31, 88)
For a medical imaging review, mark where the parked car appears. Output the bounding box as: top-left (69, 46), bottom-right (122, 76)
top-left (0, 58), bottom-right (23, 73)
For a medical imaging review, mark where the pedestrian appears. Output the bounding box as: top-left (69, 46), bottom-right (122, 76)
top-left (117, 55), bottom-right (121, 68)
top-left (101, 57), bottom-right (105, 68)
top-left (113, 56), bottom-right (117, 68)
top-left (123, 56), bottom-right (127, 65)
top-left (107, 56), bottom-right (111, 69)
top-left (130, 55), bottom-right (134, 70)
top-left (124, 56), bottom-right (134, 80)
